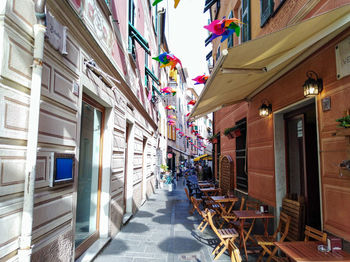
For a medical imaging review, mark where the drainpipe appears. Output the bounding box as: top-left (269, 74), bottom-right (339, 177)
top-left (18, 1), bottom-right (47, 261)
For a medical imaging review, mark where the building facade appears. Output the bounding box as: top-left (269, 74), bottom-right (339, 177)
top-left (200, 0), bottom-right (350, 244)
top-left (0, 0), bottom-right (168, 260)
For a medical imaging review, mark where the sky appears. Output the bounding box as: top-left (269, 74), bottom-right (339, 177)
top-left (159, 0), bottom-right (211, 95)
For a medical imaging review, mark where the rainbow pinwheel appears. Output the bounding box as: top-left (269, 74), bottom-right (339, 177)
top-left (165, 105), bottom-right (176, 110)
top-left (160, 87), bottom-right (177, 96)
top-left (152, 0), bottom-right (181, 8)
top-left (168, 120), bottom-right (176, 125)
top-left (188, 100), bottom-right (196, 105)
top-left (192, 75), bottom-right (209, 85)
top-left (153, 52), bottom-right (182, 70)
top-left (168, 115), bottom-right (177, 119)
top-left (204, 17), bottom-right (242, 43)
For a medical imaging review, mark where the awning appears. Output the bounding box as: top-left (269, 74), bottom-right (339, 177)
top-left (194, 154), bottom-right (209, 161)
top-left (190, 5), bottom-right (350, 119)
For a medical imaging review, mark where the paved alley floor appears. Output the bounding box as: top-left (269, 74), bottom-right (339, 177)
top-left (94, 179), bottom-right (259, 262)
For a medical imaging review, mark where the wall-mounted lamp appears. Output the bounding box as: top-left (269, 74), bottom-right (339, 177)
top-left (259, 101), bottom-right (272, 117)
top-left (303, 71), bottom-right (323, 97)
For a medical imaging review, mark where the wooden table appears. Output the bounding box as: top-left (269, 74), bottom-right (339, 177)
top-left (198, 182), bottom-right (214, 188)
top-left (210, 196), bottom-right (239, 215)
top-left (200, 187), bottom-right (221, 197)
top-left (275, 241), bottom-right (350, 261)
top-left (234, 210), bottom-right (274, 260)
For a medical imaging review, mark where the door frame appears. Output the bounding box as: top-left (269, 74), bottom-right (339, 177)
top-left (273, 97), bottom-right (323, 229)
top-left (75, 94), bottom-right (105, 259)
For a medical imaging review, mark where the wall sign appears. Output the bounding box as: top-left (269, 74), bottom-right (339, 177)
top-left (46, 11), bottom-right (68, 55)
top-left (336, 36), bottom-right (350, 79)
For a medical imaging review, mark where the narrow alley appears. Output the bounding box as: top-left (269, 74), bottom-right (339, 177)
top-left (94, 178), bottom-right (257, 262)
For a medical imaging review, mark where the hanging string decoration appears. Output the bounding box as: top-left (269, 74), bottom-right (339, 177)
top-left (204, 18), bottom-right (242, 43)
top-left (192, 74), bottom-right (209, 85)
top-left (153, 52), bottom-right (182, 70)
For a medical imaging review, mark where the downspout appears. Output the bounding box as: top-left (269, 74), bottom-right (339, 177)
top-left (18, 1), bottom-right (47, 261)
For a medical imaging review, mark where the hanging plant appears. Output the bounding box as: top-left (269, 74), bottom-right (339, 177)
top-left (224, 126), bottom-right (242, 139)
top-left (208, 133), bottom-right (219, 144)
top-left (336, 115), bottom-right (350, 128)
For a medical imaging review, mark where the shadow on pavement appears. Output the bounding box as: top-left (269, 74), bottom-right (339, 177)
top-left (158, 236), bottom-right (202, 254)
top-left (122, 222), bottom-right (150, 233)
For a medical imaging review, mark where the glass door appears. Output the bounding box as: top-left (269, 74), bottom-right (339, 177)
top-left (75, 96), bottom-right (104, 257)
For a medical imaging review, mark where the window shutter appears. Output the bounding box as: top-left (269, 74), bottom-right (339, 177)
top-left (227, 11), bottom-right (234, 48)
top-left (242, 0), bottom-right (250, 42)
top-left (260, 0), bottom-right (274, 27)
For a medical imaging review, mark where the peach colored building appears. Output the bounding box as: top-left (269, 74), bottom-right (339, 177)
top-left (196, 0), bottom-right (350, 244)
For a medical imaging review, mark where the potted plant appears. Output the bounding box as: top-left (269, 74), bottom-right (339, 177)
top-left (336, 115), bottom-right (350, 136)
top-left (208, 134), bottom-right (219, 144)
top-left (224, 127), bottom-right (236, 139)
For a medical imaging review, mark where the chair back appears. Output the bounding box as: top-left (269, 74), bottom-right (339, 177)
top-left (184, 187), bottom-right (190, 201)
top-left (207, 210), bottom-right (225, 242)
top-left (304, 225), bottom-right (327, 243)
top-left (275, 211), bottom-right (291, 242)
top-left (191, 196), bottom-right (202, 216)
top-left (245, 200), bottom-right (259, 210)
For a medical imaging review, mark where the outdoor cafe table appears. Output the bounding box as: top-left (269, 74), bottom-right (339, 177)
top-left (233, 210), bottom-right (274, 260)
top-left (210, 196), bottom-right (238, 215)
top-left (275, 241), bottom-right (350, 262)
top-left (198, 182), bottom-right (214, 188)
top-left (200, 187), bottom-right (221, 197)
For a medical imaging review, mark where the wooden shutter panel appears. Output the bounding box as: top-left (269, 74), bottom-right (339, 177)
top-left (260, 0), bottom-right (274, 27)
top-left (242, 0), bottom-right (250, 42)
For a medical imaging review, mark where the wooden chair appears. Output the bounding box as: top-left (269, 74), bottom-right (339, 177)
top-left (221, 197), bottom-right (246, 228)
top-left (185, 187), bottom-right (202, 215)
top-left (191, 196), bottom-right (215, 232)
top-left (304, 225), bottom-right (327, 243)
top-left (256, 211), bottom-right (291, 262)
top-left (207, 211), bottom-right (241, 261)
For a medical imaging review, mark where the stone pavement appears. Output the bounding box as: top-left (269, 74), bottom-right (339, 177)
top-left (94, 178), bottom-right (259, 262)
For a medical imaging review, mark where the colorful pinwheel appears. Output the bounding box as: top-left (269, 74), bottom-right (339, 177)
top-left (152, 0), bottom-right (181, 8)
top-left (188, 100), bottom-right (196, 106)
top-left (185, 113), bottom-right (190, 117)
top-left (204, 17), bottom-right (242, 43)
top-left (168, 115), bottom-right (177, 119)
top-left (175, 128), bottom-right (180, 131)
top-left (153, 52), bottom-right (182, 70)
top-left (165, 105), bottom-right (176, 110)
top-left (168, 120), bottom-right (176, 125)
top-left (160, 87), bottom-right (177, 96)
top-left (192, 75), bottom-right (209, 85)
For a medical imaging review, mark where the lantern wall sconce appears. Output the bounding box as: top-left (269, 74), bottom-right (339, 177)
top-left (303, 71), bottom-right (323, 97)
top-left (259, 101), bottom-right (272, 117)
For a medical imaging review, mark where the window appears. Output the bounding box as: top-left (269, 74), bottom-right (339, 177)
top-left (128, 0), bottom-right (136, 57)
top-left (235, 118), bottom-right (248, 192)
top-left (216, 46), bottom-right (221, 61)
top-left (242, 0), bottom-right (250, 42)
top-left (260, 0), bottom-right (274, 27)
top-left (227, 11), bottom-right (234, 48)
top-left (153, 5), bottom-right (158, 34)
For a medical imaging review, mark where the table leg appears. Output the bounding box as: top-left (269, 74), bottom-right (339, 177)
top-left (240, 219), bottom-right (248, 260)
top-left (264, 218), bottom-right (268, 236)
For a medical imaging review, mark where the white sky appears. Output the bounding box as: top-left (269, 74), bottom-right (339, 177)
top-left (159, 0), bottom-right (211, 95)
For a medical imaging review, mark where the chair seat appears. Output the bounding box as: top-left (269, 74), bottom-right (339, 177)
top-left (218, 228), bottom-right (238, 238)
top-left (255, 235), bottom-right (276, 245)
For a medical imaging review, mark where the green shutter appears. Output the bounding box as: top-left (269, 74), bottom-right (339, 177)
top-left (227, 11), bottom-right (234, 48)
top-left (242, 0), bottom-right (250, 42)
top-left (260, 0), bottom-right (274, 27)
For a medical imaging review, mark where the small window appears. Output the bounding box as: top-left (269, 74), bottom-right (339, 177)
top-left (260, 0), bottom-right (274, 27)
top-left (242, 0), bottom-right (250, 42)
top-left (227, 11), bottom-right (234, 48)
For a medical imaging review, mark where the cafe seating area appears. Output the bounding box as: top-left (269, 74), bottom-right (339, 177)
top-left (184, 178), bottom-right (350, 262)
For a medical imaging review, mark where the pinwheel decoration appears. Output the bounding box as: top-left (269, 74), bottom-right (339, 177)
top-left (152, 0), bottom-right (181, 8)
top-left (160, 87), bottom-right (177, 96)
top-left (168, 115), bottom-right (177, 120)
top-left (153, 52), bottom-right (182, 70)
top-left (179, 132), bottom-right (184, 136)
top-left (204, 17), bottom-right (242, 43)
top-left (192, 74), bottom-right (209, 85)
top-left (188, 100), bottom-right (196, 106)
top-left (186, 113), bottom-right (190, 117)
top-left (168, 120), bottom-right (176, 125)
top-left (175, 128), bottom-right (180, 131)
top-left (165, 105), bottom-right (176, 111)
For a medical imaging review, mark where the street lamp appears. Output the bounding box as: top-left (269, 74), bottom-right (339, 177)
top-left (303, 71), bottom-right (323, 97)
top-left (259, 101), bottom-right (272, 117)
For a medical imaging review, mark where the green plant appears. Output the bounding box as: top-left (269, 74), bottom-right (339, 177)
top-left (224, 126), bottom-right (237, 136)
top-left (336, 115), bottom-right (350, 128)
top-left (208, 133), bottom-right (219, 141)
top-left (160, 164), bottom-right (169, 172)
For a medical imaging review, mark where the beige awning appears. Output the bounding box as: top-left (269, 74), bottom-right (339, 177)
top-left (190, 5), bottom-right (350, 119)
